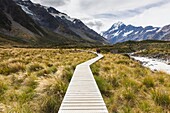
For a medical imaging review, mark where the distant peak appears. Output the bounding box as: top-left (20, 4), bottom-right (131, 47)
top-left (107, 21), bottom-right (125, 31)
top-left (111, 21), bottom-right (125, 29)
top-left (113, 21), bottom-right (124, 26)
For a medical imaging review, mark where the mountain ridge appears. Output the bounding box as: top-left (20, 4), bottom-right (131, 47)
top-left (0, 0), bottom-right (108, 47)
top-left (14, 0), bottom-right (108, 45)
top-left (102, 22), bottom-right (170, 44)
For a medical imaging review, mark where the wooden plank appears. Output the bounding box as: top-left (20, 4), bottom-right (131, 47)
top-left (58, 53), bottom-right (108, 113)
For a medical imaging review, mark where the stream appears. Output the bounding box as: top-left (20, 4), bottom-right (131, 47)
top-left (130, 56), bottom-right (170, 74)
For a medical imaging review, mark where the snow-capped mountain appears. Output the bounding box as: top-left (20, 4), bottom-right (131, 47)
top-left (102, 22), bottom-right (170, 44)
top-left (153, 24), bottom-right (170, 41)
top-left (13, 0), bottom-right (107, 45)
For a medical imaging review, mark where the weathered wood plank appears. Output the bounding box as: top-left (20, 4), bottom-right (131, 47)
top-left (58, 53), bottom-right (108, 113)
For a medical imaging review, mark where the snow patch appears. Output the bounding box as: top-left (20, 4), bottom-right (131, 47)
top-left (50, 13), bottom-right (75, 22)
top-left (134, 31), bottom-right (139, 34)
top-left (109, 27), bottom-right (119, 33)
top-left (123, 30), bottom-right (133, 36)
top-left (146, 28), bottom-right (157, 32)
top-left (112, 31), bottom-right (121, 36)
top-left (156, 28), bottom-right (162, 33)
top-left (110, 21), bottom-right (124, 32)
top-left (19, 5), bottom-right (33, 15)
top-left (73, 20), bottom-right (77, 24)
top-left (43, 6), bottom-right (49, 11)
top-left (113, 21), bottom-right (123, 28)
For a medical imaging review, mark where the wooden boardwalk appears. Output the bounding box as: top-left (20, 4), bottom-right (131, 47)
top-left (58, 53), bottom-right (108, 113)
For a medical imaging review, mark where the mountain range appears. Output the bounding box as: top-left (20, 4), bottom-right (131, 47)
top-left (0, 0), bottom-right (107, 47)
top-left (0, 0), bottom-right (169, 47)
top-left (102, 22), bottom-right (170, 44)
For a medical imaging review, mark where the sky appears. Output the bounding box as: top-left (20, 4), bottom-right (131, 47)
top-left (31, 0), bottom-right (170, 33)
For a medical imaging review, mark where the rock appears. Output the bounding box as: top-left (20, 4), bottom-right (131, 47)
top-left (122, 54), bottom-right (130, 59)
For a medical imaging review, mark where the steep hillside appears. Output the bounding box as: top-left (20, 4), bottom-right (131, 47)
top-left (14, 0), bottom-right (107, 46)
top-left (0, 0), bottom-right (45, 35)
top-left (0, 0), bottom-right (46, 46)
top-left (0, 0), bottom-right (107, 47)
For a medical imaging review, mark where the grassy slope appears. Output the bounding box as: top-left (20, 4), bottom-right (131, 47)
top-left (91, 53), bottom-right (170, 112)
top-left (0, 48), bottom-right (95, 112)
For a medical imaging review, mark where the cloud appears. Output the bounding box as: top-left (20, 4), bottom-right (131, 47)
top-left (94, 0), bottom-right (170, 19)
top-left (85, 20), bottom-right (103, 31)
top-left (94, 13), bottom-right (117, 19)
top-left (31, 0), bottom-right (70, 6)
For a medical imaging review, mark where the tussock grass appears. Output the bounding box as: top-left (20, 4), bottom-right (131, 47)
top-left (94, 76), bottom-right (112, 96)
top-left (0, 48), bottom-right (95, 113)
top-left (0, 62), bottom-right (25, 75)
top-left (27, 63), bottom-right (44, 73)
top-left (152, 89), bottom-right (170, 108)
top-left (40, 78), bottom-right (67, 113)
top-left (91, 53), bottom-right (170, 112)
top-left (0, 81), bottom-right (8, 99)
top-left (143, 76), bottom-right (155, 88)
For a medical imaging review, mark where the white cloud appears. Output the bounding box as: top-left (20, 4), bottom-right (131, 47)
top-left (85, 20), bottom-right (103, 31)
top-left (31, 0), bottom-right (70, 6)
top-left (94, 0), bottom-right (169, 19)
top-left (125, 3), bottom-right (170, 27)
top-left (31, 0), bottom-right (170, 33)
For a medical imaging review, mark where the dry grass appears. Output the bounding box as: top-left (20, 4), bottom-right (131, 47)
top-left (91, 53), bottom-right (170, 113)
top-left (0, 48), bottom-right (95, 113)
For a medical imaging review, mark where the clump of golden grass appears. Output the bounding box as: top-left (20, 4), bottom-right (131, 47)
top-left (0, 48), bottom-right (95, 113)
top-left (91, 53), bottom-right (170, 112)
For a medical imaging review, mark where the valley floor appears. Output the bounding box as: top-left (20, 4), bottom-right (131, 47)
top-left (0, 48), bottom-right (169, 113)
